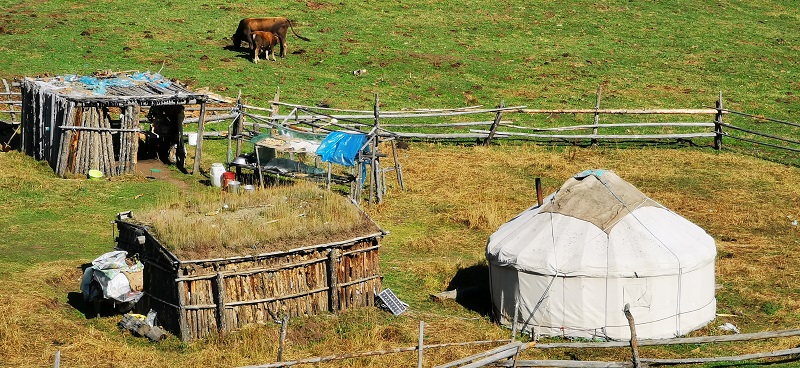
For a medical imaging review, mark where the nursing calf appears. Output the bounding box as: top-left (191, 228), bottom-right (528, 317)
top-left (252, 31), bottom-right (280, 63)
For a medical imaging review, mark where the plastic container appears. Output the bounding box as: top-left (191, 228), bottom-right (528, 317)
top-left (88, 169), bottom-right (103, 180)
top-left (222, 171), bottom-right (236, 189)
top-left (243, 184), bottom-right (255, 193)
top-left (187, 132), bottom-right (198, 146)
top-left (228, 180), bottom-right (241, 194)
top-left (210, 163), bottom-right (225, 187)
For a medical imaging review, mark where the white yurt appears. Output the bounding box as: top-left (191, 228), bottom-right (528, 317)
top-left (486, 169), bottom-right (717, 340)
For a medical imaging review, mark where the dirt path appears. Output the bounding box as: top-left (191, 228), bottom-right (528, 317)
top-left (134, 159), bottom-right (192, 190)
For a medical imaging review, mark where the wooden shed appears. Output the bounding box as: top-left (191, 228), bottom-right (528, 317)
top-left (114, 210), bottom-right (384, 341)
top-left (20, 71), bottom-right (207, 177)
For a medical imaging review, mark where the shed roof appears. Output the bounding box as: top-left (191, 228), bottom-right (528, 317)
top-left (24, 71), bottom-right (206, 106)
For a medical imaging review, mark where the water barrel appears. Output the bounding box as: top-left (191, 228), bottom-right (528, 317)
top-left (210, 163), bottom-right (225, 187)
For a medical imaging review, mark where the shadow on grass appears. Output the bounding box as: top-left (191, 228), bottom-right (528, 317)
top-left (442, 263), bottom-right (492, 317)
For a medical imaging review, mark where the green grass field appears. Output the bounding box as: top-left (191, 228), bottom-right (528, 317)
top-left (1, 1), bottom-right (800, 367)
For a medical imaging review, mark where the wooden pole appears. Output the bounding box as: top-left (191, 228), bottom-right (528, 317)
top-left (483, 100), bottom-right (505, 145)
top-left (535, 178), bottom-right (543, 206)
top-left (177, 280), bottom-right (191, 341)
top-left (327, 248), bottom-right (340, 312)
top-left (236, 340), bottom-right (515, 368)
top-left (214, 273), bottom-right (227, 333)
top-left (623, 304), bottom-right (640, 368)
top-left (234, 92), bottom-right (243, 157)
top-left (418, 320), bottom-right (424, 368)
top-left (370, 93), bottom-right (379, 204)
top-left (269, 87), bottom-right (280, 132)
top-left (592, 86), bottom-right (601, 146)
top-left (714, 92), bottom-right (724, 150)
top-left (192, 99), bottom-right (207, 175)
top-left (391, 140), bottom-right (405, 190)
top-left (277, 315), bottom-right (289, 362)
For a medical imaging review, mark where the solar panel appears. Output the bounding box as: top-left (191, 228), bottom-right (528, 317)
top-left (377, 288), bottom-right (407, 316)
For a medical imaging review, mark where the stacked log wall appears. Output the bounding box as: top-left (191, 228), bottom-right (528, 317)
top-left (116, 220), bottom-right (382, 341)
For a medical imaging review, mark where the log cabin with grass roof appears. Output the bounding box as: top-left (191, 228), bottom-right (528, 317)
top-left (19, 70), bottom-right (208, 178)
top-left (114, 183), bottom-right (385, 341)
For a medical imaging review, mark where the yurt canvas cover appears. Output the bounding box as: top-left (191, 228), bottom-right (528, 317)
top-left (486, 170), bottom-right (716, 340)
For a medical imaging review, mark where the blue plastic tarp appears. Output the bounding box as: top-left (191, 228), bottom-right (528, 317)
top-left (316, 131), bottom-right (367, 167)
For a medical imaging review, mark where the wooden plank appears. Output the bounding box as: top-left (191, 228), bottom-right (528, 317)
top-left (469, 130), bottom-right (717, 140)
top-left (176, 233), bottom-right (382, 265)
top-left (640, 347), bottom-right (800, 365)
top-left (520, 108), bottom-right (719, 115)
top-left (504, 122), bottom-right (715, 132)
top-left (249, 105), bottom-right (525, 121)
top-left (534, 328), bottom-right (800, 349)
top-left (455, 342), bottom-right (529, 368)
top-left (435, 342), bottom-right (525, 368)
top-left (175, 257), bottom-right (327, 282)
top-left (499, 360), bottom-right (630, 368)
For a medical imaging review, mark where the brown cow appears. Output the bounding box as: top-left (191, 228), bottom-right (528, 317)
top-left (251, 31), bottom-right (280, 63)
top-left (232, 17), bottom-right (309, 58)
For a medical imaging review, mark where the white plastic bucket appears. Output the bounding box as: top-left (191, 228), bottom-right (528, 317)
top-left (243, 184), bottom-right (255, 193)
top-left (187, 132), bottom-right (198, 146)
top-left (210, 163), bottom-right (225, 187)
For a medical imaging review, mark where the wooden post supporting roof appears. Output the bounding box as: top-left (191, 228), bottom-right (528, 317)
top-left (192, 100), bottom-right (207, 175)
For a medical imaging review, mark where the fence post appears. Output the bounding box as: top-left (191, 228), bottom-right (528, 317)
top-left (418, 320), bottom-right (425, 368)
top-left (592, 86), bottom-right (601, 146)
top-left (714, 92), bottom-right (724, 150)
top-left (192, 99), bottom-right (207, 175)
top-left (277, 315), bottom-right (289, 362)
top-left (623, 304), bottom-right (641, 368)
top-left (483, 100), bottom-right (505, 146)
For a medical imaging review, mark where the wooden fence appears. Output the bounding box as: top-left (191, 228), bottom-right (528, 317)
top-left (232, 312), bottom-right (800, 368)
top-left (6, 78), bottom-right (798, 175)
top-left (256, 87), bottom-right (726, 148)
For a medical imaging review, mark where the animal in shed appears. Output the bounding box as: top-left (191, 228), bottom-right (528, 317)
top-left (251, 31), bottom-right (280, 63)
top-left (232, 17), bottom-right (310, 58)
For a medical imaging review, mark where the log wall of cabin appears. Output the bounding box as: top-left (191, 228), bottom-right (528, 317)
top-left (117, 220), bottom-right (382, 341)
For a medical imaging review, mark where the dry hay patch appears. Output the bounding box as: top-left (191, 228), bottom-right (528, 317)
top-left (136, 182), bottom-right (381, 259)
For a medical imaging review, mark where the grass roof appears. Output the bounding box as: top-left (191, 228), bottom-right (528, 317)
top-left (134, 182), bottom-right (382, 260)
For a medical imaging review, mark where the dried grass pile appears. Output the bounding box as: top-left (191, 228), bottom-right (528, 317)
top-left (135, 182), bottom-right (381, 259)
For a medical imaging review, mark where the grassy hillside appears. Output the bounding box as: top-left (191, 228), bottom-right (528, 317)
top-left (1, 0), bottom-right (800, 367)
top-left (1, 1), bottom-right (798, 114)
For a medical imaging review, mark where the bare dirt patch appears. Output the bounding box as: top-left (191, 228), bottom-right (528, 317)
top-left (134, 159), bottom-right (190, 190)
